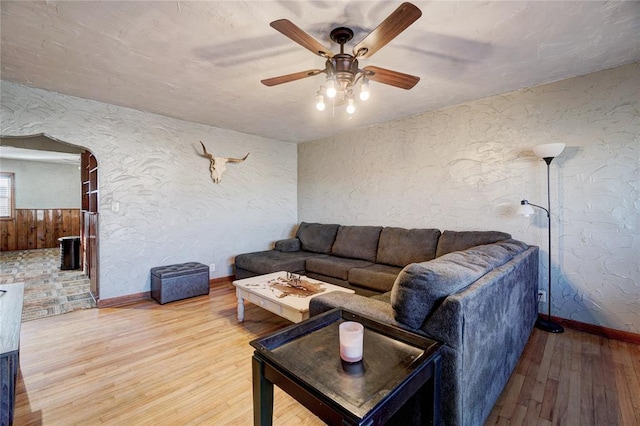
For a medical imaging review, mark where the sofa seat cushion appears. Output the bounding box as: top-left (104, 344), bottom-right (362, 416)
top-left (435, 230), bottom-right (511, 258)
top-left (391, 239), bottom-right (529, 329)
top-left (376, 227), bottom-right (441, 267)
top-left (235, 250), bottom-right (327, 275)
top-left (331, 225), bottom-right (382, 262)
top-left (306, 256), bottom-right (374, 281)
top-left (371, 291), bottom-right (391, 303)
top-left (296, 222), bottom-right (340, 254)
top-left (348, 264), bottom-right (402, 293)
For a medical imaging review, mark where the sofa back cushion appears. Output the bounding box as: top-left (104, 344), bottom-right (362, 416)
top-left (391, 239), bottom-right (528, 329)
top-left (435, 230), bottom-right (511, 258)
top-left (376, 227), bottom-right (441, 267)
top-left (331, 226), bottom-right (382, 262)
top-left (296, 222), bottom-right (340, 254)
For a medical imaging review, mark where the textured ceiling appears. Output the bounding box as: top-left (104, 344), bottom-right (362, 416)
top-left (1, 1), bottom-right (639, 143)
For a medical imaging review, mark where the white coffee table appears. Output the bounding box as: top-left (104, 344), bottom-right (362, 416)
top-left (232, 271), bottom-right (355, 323)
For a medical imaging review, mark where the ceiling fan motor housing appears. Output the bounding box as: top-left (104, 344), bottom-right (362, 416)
top-left (328, 54), bottom-right (359, 93)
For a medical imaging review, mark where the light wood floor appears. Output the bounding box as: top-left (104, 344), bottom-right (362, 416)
top-left (14, 283), bottom-right (640, 425)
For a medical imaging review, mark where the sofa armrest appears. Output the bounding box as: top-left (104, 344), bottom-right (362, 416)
top-left (309, 292), bottom-right (406, 330)
top-left (275, 238), bottom-right (301, 252)
top-left (419, 246), bottom-right (538, 426)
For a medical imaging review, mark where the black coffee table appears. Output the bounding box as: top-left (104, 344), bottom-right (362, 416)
top-left (250, 308), bottom-right (442, 425)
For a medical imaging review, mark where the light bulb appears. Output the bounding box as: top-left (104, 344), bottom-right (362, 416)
top-left (315, 94), bottom-right (325, 111)
top-left (346, 98), bottom-right (355, 115)
top-left (326, 79), bottom-right (337, 98)
top-left (359, 82), bottom-right (370, 101)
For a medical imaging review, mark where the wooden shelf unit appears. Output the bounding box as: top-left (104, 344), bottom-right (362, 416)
top-left (81, 152), bottom-right (98, 213)
top-left (81, 151), bottom-right (99, 299)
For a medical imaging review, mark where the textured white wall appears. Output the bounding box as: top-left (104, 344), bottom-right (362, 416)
top-left (299, 63), bottom-right (640, 333)
top-left (1, 82), bottom-right (297, 300)
top-left (0, 158), bottom-right (81, 209)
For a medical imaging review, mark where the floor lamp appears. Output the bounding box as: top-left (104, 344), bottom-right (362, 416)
top-left (517, 143), bottom-right (565, 333)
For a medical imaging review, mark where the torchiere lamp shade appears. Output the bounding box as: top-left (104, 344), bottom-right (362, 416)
top-left (533, 143), bottom-right (565, 159)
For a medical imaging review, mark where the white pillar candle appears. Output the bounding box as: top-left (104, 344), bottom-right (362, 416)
top-left (339, 321), bottom-right (364, 363)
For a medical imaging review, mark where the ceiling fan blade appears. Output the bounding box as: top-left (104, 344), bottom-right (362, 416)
top-left (363, 66), bottom-right (420, 90)
top-left (261, 69), bottom-right (324, 87)
top-left (270, 19), bottom-right (334, 58)
top-left (353, 2), bottom-right (422, 59)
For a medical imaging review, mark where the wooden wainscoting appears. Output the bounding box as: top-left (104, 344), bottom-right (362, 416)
top-left (0, 208), bottom-right (81, 251)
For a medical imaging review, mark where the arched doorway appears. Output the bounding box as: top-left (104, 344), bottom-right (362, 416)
top-left (0, 134), bottom-right (99, 300)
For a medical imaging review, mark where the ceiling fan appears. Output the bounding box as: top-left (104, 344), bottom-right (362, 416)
top-left (261, 2), bottom-right (422, 115)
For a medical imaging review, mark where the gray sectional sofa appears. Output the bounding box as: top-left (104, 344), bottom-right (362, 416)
top-left (234, 222), bottom-right (539, 425)
top-left (235, 222), bottom-right (512, 296)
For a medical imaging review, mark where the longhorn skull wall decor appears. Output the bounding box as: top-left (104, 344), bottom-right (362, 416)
top-left (199, 141), bottom-right (250, 183)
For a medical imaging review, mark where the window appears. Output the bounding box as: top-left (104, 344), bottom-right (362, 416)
top-left (0, 172), bottom-right (15, 219)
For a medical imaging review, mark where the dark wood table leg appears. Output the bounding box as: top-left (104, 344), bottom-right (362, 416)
top-left (252, 354), bottom-right (274, 426)
top-left (426, 354), bottom-right (442, 426)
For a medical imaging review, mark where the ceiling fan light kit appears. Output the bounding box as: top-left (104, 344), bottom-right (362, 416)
top-left (262, 2), bottom-right (422, 117)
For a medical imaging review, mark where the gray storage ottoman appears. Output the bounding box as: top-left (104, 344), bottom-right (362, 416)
top-left (151, 262), bottom-right (210, 304)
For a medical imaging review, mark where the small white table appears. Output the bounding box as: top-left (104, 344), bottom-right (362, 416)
top-left (233, 272), bottom-right (355, 323)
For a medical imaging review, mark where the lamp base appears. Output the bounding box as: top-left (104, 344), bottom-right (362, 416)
top-left (535, 317), bottom-right (564, 333)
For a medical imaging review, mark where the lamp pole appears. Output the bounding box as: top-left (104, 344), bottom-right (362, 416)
top-left (519, 143), bottom-right (566, 333)
top-left (537, 157), bottom-right (564, 333)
